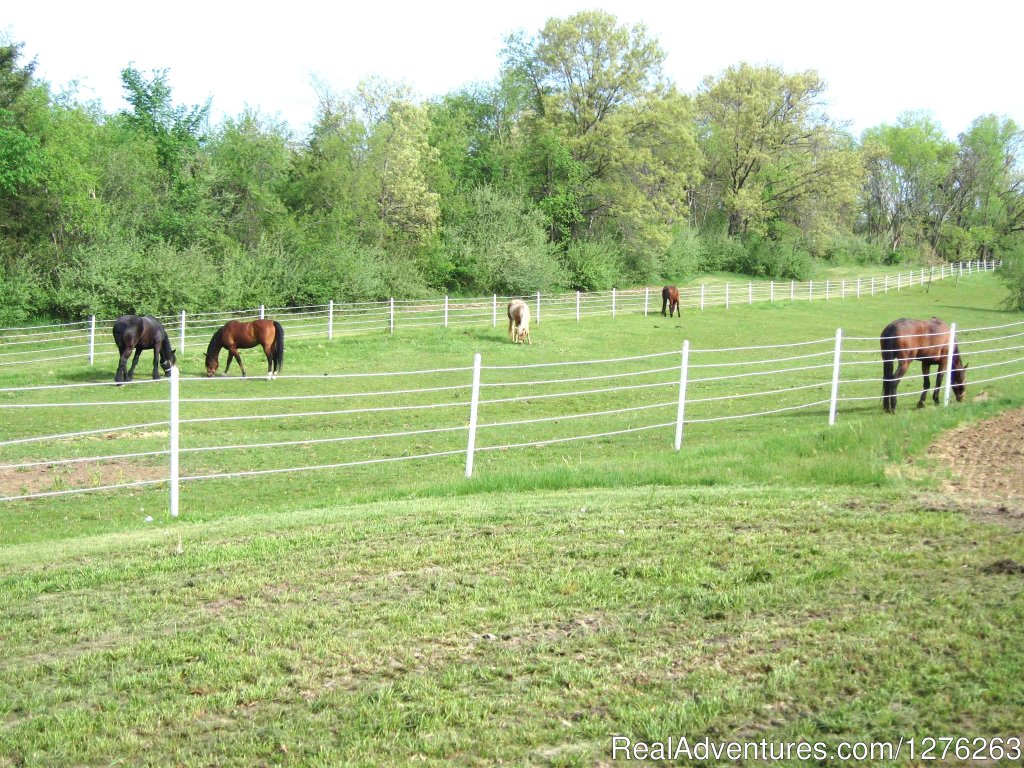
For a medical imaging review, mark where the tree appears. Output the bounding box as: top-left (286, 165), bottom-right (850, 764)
top-left (861, 112), bottom-right (956, 252)
top-left (503, 11), bottom-right (700, 261)
top-left (695, 63), bottom-right (860, 239)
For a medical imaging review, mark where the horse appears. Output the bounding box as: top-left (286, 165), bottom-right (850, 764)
top-left (880, 317), bottom-right (967, 413)
top-left (661, 286), bottom-right (680, 318)
top-left (112, 315), bottom-right (176, 384)
top-left (507, 299), bottom-right (532, 345)
top-left (205, 319), bottom-right (284, 378)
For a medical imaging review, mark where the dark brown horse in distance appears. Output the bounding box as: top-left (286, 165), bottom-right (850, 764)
top-left (206, 319), bottom-right (284, 378)
top-left (880, 317), bottom-right (966, 412)
top-left (661, 286), bottom-right (680, 318)
top-left (112, 315), bottom-right (176, 383)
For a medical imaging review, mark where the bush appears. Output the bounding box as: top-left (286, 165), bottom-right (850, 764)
top-left (999, 242), bottom-right (1024, 311)
top-left (444, 186), bottom-right (566, 294)
top-left (662, 226), bottom-right (703, 281)
top-left (730, 237), bottom-right (813, 280)
top-left (562, 240), bottom-right (623, 291)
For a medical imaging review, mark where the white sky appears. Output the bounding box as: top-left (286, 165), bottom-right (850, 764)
top-left (5, 0), bottom-right (1021, 139)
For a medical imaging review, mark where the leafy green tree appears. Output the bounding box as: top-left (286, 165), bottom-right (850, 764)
top-left (695, 63), bottom-right (860, 240)
top-left (504, 11), bottom-right (700, 262)
top-left (207, 111), bottom-right (292, 249)
top-left (861, 112), bottom-right (956, 253)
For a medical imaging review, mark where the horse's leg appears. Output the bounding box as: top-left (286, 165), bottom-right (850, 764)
top-left (918, 362), bottom-right (931, 408)
top-left (933, 365), bottom-right (943, 405)
top-left (116, 350), bottom-right (131, 383)
top-left (889, 358), bottom-right (911, 412)
top-left (127, 349), bottom-right (143, 381)
top-left (264, 344), bottom-right (274, 378)
top-left (152, 348), bottom-right (160, 379)
top-left (235, 349), bottom-right (247, 377)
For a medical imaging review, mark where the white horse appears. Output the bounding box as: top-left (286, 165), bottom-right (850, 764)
top-left (507, 299), bottom-right (532, 344)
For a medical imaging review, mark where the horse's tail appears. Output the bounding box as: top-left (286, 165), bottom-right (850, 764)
top-left (272, 321), bottom-right (285, 373)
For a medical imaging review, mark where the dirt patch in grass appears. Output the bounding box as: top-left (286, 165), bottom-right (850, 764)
top-left (926, 407), bottom-right (1024, 528)
top-left (0, 458), bottom-right (166, 498)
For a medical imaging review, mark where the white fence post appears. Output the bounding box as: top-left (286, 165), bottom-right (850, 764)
top-left (179, 310), bottom-right (186, 354)
top-left (88, 315), bottom-right (96, 365)
top-left (612, 288), bottom-right (617, 318)
top-left (897, 272), bottom-right (901, 291)
top-left (700, 284), bottom-right (705, 311)
top-left (871, 276), bottom-right (875, 295)
top-left (644, 287), bottom-right (649, 317)
top-left (328, 300), bottom-right (334, 340)
top-left (943, 323), bottom-right (957, 406)
top-left (748, 282), bottom-right (753, 305)
top-left (465, 352), bottom-right (482, 478)
top-left (809, 280), bottom-right (814, 301)
top-left (492, 294), bottom-right (497, 328)
top-left (673, 340), bottom-right (690, 451)
top-left (790, 280), bottom-right (795, 301)
top-left (169, 364), bottom-right (180, 518)
top-left (770, 281), bottom-right (774, 303)
top-left (259, 304), bottom-right (265, 320)
top-left (444, 295), bottom-right (449, 328)
top-left (726, 283), bottom-right (730, 309)
top-left (825, 280), bottom-right (830, 301)
top-left (389, 298), bottom-right (395, 335)
top-left (857, 277), bottom-right (861, 298)
top-left (536, 291), bottom-right (541, 325)
top-left (828, 328), bottom-right (843, 426)
top-left (576, 291), bottom-right (581, 322)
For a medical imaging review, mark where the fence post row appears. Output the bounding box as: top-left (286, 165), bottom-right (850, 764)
top-left (828, 328), bottom-right (843, 426)
top-left (674, 340), bottom-right (690, 451)
top-left (943, 323), bottom-right (957, 406)
top-left (465, 352), bottom-right (482, 478)
top-left (89, 315), bottom-right (96, 365)
top-left (169, 364), bottom-right (180, 518)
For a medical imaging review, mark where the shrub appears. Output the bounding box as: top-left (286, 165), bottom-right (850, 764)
top-left (562, 240), bottom-right (623, 291)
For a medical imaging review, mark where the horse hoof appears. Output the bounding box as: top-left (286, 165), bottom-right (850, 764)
top-left (916, 401), bottom-right (925, 409)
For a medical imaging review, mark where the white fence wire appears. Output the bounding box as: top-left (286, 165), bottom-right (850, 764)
top-left (3, 314), bottom-right (1023, 513)
top-left (0, 261), bottom-right (999, 371)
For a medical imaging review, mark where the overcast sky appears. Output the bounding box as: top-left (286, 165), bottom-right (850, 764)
top-left (5, 0), bottom-right (1021, 139)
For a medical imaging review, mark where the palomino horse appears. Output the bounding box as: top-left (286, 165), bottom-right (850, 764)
top-left (880, 317), bottom-right (967, 412)
top-left (206, 319), bottom-right (284, 378)
top-left (507, 299), bottom-right (532, 345)
top-left (112, 315), bottom-right (176, 384)
top-left (661, 286), bottom-right (680, 317)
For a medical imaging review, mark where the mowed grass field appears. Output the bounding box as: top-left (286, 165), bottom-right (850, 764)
top-left (2, 272), bottom-right (1023, 766)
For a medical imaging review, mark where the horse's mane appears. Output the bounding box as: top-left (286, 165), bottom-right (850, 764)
top-left (205, 328), bottom-right (221, 364)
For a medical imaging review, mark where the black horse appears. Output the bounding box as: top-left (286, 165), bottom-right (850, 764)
top-left (112, 315), bottom-right (176, 383)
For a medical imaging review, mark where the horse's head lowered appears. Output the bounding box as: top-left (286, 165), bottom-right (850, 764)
top-left (952, 354), bottom-right (968, 402)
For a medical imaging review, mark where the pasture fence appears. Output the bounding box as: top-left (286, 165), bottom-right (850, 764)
top-left (0, 261), bottom-right (999, 371)
top-left (3, 315), bottom-right (1023, 515)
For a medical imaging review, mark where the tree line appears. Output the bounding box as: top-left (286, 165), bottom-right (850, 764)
top-left (1, 11), bottom-right (1022, 323)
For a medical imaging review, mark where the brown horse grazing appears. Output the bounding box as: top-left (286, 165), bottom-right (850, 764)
top-left (661, 286), bottom-right (680, 318)
top-left (507, 299), bottom-right (531, 344)
top-left (880, 317), bottom-right (967, 413)
top-left (206, 319), bottom-right (284, 378)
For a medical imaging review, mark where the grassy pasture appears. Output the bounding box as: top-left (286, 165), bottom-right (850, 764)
top-left (1, 271), bottom-right (1023, 766)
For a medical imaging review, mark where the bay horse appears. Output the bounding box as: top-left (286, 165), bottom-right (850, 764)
top-left (507, 299), bottom-right (531, 344)
top-left (880, 317), bottom-right (967, 413)
top-left (661, 286), bottom-right (680, 317)
top-left (206, 319), bottom-right (284, 378)
top-left (112, 315), bottom-right (176, 384)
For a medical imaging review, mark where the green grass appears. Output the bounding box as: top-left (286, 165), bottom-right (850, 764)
top-left (1, 272), bottom-right (1023, 766)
